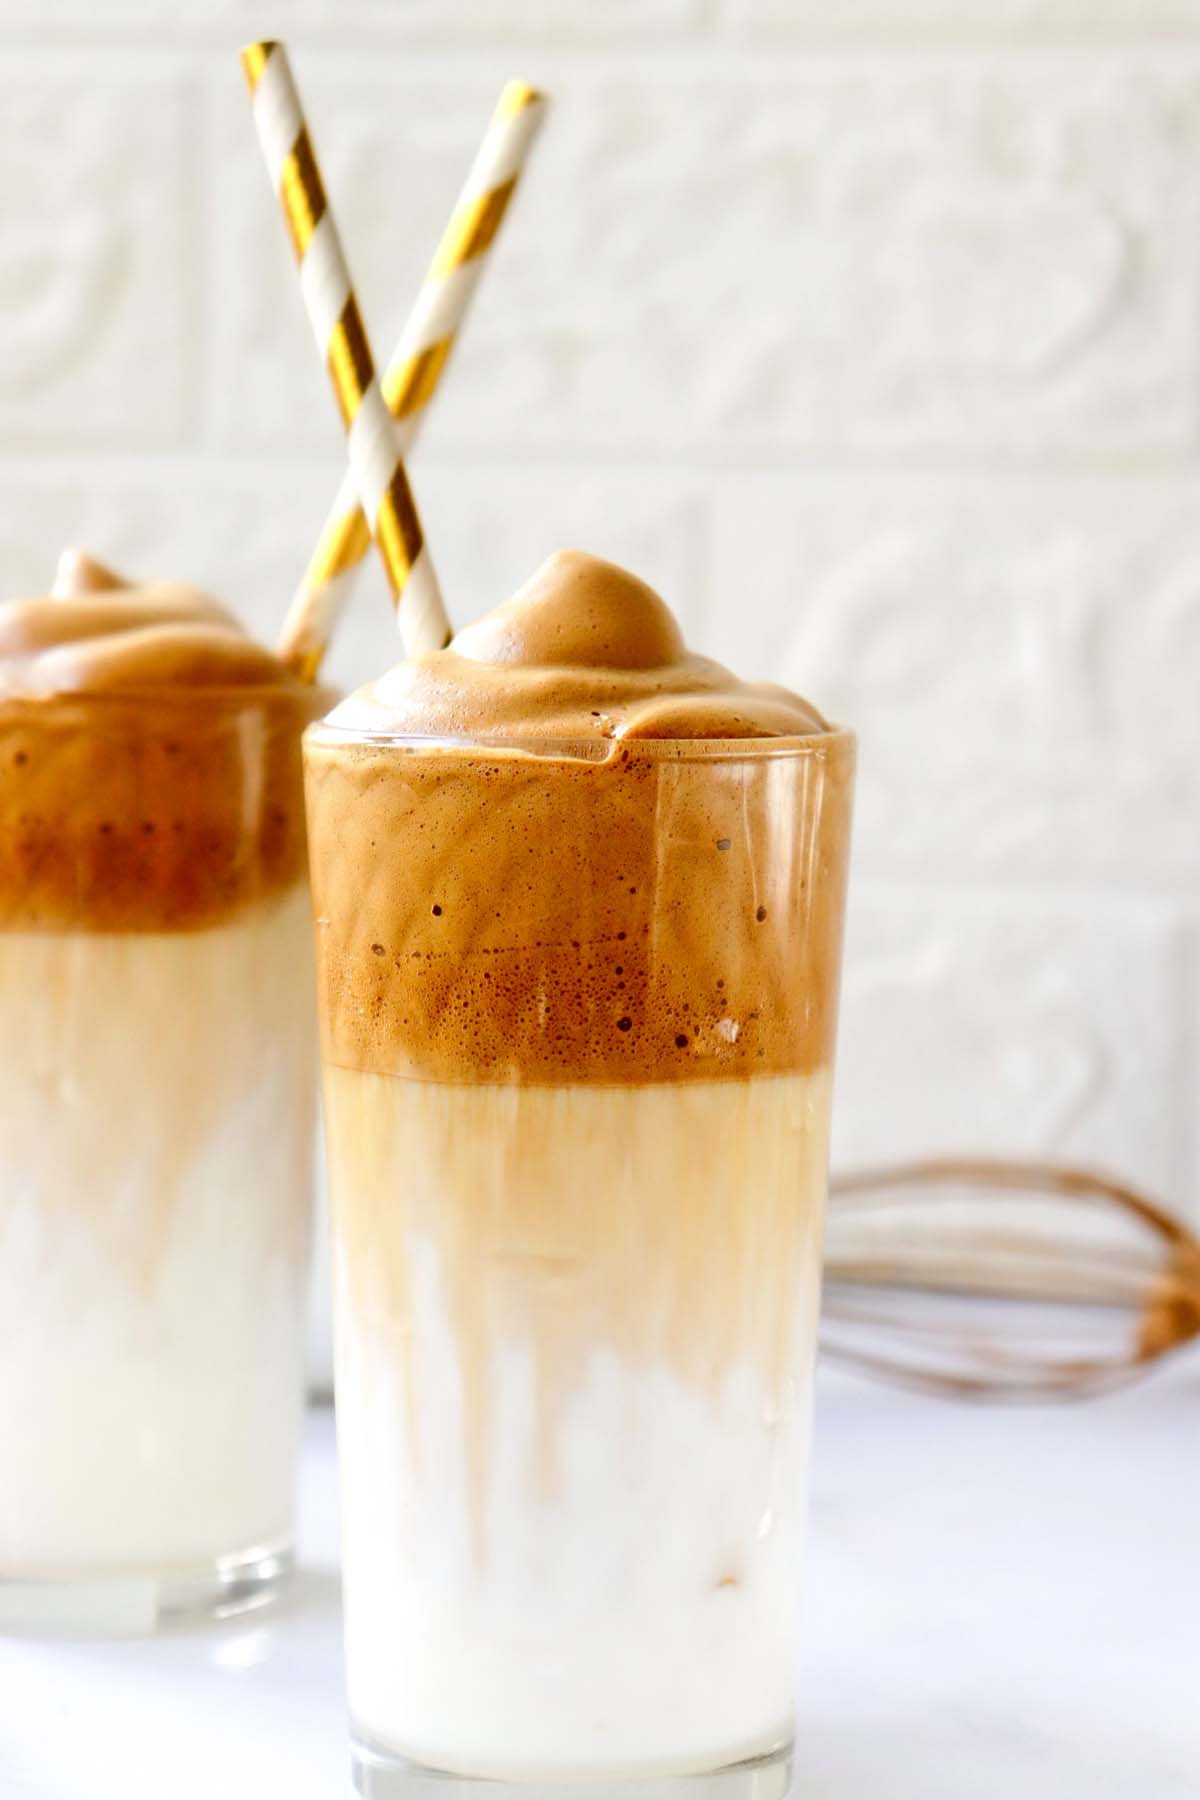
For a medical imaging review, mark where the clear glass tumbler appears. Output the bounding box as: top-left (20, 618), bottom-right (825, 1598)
top-left (305, 724), bottom-right (855, 1799)
top-left (0, 687), bottom-right (323, 1633)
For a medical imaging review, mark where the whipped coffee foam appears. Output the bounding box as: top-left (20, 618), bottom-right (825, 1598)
top-left (0, 553), bottom-right (320, 932)
top-left (306, 551), bottom-right (853, 1085)
top-left (329, 549), bottom-right (829, 744)
top-left (0, 550), bottom-right (292, 696)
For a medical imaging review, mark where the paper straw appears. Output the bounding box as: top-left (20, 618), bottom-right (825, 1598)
top-left (277, 80), bottom-right (547, 680)
top-left (241, 40), bottom-right (450, 658)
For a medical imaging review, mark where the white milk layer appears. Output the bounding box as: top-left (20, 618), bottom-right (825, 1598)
top-left (326, 1067), bottom-right (831, 1778)
top-left (0, 887), bottom-right (316, 1574)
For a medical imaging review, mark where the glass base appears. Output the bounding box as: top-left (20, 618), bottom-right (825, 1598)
top-left (351, 1733), bottom-right (794, 1800)
top-left (0, 1541), bottom-right (292, 1638)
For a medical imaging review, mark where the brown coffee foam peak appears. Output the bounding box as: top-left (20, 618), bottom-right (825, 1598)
top-left (324, 549), bottom-right (831, 744)
top-left (1, 553), bottom-right (294, 698)
top-left (305, 551), bottom-right (854, 1086)
top-left (0, 554), bottom-right (323, 933)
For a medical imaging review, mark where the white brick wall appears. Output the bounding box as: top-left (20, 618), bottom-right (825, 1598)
top-left (0, 10), bottom-right (1197, 1239)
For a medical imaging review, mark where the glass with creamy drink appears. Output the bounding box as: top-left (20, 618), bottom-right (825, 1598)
top-left (0, 556), bottom-right (323, 1632)
top-left (305, 553), bottom-right (855, 1796)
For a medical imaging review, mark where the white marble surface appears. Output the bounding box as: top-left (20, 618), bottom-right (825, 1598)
top-left (1, 1358), bottom-right (1196, 1799)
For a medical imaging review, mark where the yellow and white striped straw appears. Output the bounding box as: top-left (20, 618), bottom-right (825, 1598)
top-left (241, 40), bottom-right (450, 660)
top-left (277, 80), bottom-right (547, 680)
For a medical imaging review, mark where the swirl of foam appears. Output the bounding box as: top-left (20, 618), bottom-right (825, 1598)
top-left (0, 553), bottom-right (323, 932)
top-left (0, 550), bottom-right (301, 698)
top-left (306, 551), bottom-right (853, 1085)
top-left (324, 550), bottom-right (829, 744)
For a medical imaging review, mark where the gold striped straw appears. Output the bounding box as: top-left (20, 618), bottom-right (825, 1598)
top-left (241, 40), bottom-right (450, 659)
top-left (277, 79), bottom-right (547, 681)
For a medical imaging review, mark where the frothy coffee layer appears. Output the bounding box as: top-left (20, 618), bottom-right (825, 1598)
top-left (305, 552), bottom-right (854, 1084)
top-left (328, 550), bottom-right (831, 744)
top-left (0, 554), bottom-right (322, 932)
top-left (0, 551), bottom-right (294, 697)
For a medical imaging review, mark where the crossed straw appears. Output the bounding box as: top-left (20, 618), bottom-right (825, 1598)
top-left (241, 41), bottom-right (546, 676)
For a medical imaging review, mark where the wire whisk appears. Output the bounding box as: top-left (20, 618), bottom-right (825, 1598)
top-left (820, 1160), bottom-right (1200, 1401)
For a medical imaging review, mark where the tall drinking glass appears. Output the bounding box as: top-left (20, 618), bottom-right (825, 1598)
top-left (0, 683), bottom-right (323, 1632)
top-left (305, 722), bottom-right (855, 1798)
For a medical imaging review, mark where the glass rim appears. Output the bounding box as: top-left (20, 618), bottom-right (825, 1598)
top-left (304, 721), bottom-right (856, 765)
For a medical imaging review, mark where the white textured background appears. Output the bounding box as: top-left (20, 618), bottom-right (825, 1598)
top-left (1, 3), bottom-right (1198, 1238)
